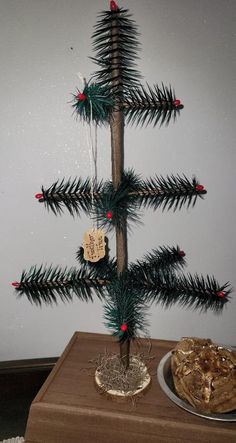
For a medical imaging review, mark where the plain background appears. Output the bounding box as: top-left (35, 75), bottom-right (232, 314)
top-left (0, 0), bottom-right (235, 361)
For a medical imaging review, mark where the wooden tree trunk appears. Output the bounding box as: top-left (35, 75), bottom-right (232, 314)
top-left (111, 110), bottom-right (127, 272)
top-left (110, 15), bottom-right (130, 369)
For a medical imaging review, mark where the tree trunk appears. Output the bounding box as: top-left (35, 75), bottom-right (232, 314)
top-left (110, 14), bottom-right (130, 369)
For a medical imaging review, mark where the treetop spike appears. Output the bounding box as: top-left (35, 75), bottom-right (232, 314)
top-left (110, 1), bottom-right (118, 11)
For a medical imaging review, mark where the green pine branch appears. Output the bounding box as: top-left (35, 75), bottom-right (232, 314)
top-left (124, 83), bottom-right (183, 127)
top-left (39, 177), bottom-right (103, 217)
top-left (175, 273), bottom-right (232, 312)
top-left (104, 275), bottom-right (149, 343)
top-left (137, 174), bottom-right (206, 211)
top-left (130, 265), bottom-right (232, 313)
top-left (13, 256), bottom-right (232, 319)
top-left (94, 169), bottom-right (142, 232)
top-left (72, 82), bottom-right (113, 125)
top-left (91, 8), bottom-right (142, 97)
top-left (37, 172), bottom-right (206, 221)
top-left (71, 81), bottom-right (184, 129)
top-left (129, 246), bottom-right (187, 280)
top-left (71, 7), bottom-right (184, 131)
top-left (15, 265), bottom-right (106, 306)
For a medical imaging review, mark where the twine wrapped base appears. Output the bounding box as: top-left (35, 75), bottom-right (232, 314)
top-left (95, 354), bottom-right (151, 400)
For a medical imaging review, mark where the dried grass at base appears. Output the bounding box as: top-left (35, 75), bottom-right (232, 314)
top-left (95, 353), bottom-right (150, 395)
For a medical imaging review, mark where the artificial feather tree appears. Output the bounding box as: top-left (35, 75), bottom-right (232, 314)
top-left (12, 1), bottom-right (232, 372)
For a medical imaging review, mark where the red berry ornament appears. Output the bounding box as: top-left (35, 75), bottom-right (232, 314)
top-left (173, 99), bottom-right (181, 106)
top-left (217, 291), bottom-right (225, 298)
top-left (77, 92), bottom-right (87, 101)
top-left (120, 323), bottom-right (128, 332)
top-left (179, 250), bottom-right (185, 257)
top-left (110, 1), bottom-right (118, 11)
top-left (195, 184), bottom-right (205, 192)
top-left (35, 193), bottom-right (43, 199)
top-left (106, 211), bottom-right (113, 220)
top-left (12, 282), bottom-right (20, 288)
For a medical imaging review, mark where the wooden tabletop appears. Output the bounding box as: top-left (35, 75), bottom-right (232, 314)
top-left (24, 332), bottom-right (236, 443)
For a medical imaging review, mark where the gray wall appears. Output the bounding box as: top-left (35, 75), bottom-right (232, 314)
top-left (1, 0), bottom-right (235, 360)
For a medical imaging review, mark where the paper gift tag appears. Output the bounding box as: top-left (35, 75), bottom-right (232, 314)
top-left (83, 228), bottom-right (106, 262)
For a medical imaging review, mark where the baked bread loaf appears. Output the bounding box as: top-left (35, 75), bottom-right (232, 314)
top-left (171, 337), bottom-right (236, 413)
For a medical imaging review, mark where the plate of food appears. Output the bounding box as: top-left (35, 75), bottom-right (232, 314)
top-left (157, 337), bottom-right (236, 422)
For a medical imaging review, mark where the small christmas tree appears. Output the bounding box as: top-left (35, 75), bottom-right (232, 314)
top-left (12, 1), bottom-right (231, 375)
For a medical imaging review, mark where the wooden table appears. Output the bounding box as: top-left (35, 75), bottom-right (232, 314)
top-left (24, 332), bottom-right (236, 443)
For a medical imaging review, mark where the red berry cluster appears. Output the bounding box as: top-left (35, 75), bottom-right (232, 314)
top-left (173, 99), bottom-right (181, 106)
top-left (12, 282), bottom-right (20, 288)
top-left (35, 193), bottom-right (43, 199)
top-left (77, 92), bottom-right (87, 102)
top-left (120, 323), bottom-right (128, 332)
top-left (106, 211), bottom-right (113, 220)
top-left (195, 184), bottom-right (205, 192)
